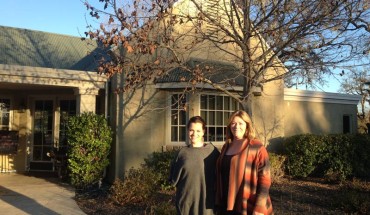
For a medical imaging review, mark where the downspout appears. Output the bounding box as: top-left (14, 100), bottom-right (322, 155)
top-left (105, 80), bottom-right (109, 119)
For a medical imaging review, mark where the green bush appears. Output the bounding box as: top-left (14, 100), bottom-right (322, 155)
top-left (351, 134), bottom-right (370, 179)
top-left (284, 134), bottom-right (370, 181)
top-left (284, 134), bottom-right (326, 178)
top-left (320, 135), bottom-right (353, 181)
top-left (67, 112), bottom-right (112, 189)
top-left (144, 149), bottom-right (178, 190)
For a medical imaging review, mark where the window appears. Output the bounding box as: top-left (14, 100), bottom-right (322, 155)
top-left (170, 94), bottom-right (187, 143)
top-left (200, 94), bottom-right (239, 142)
top-left (343, 115), bottom-right (351, 134)
top-left (0, 99), bottom-right (11, 131)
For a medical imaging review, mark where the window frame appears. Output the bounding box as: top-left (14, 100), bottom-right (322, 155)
top-left (168, 93), bottom-right (188, 146)
top-left (0, 97), bottom-right (13, 131)
top-left (200, 93), bottom-right (240, 145)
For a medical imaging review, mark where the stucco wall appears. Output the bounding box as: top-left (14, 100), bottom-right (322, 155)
top-left (284, 100), bottom-right (358, 136)
top-left (108, 78), bottom-right (168, 179)
top-left (251, 80), bottom-right (285, 151)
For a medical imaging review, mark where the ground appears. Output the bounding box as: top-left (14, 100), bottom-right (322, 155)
top-left (75, 177), bottom-right (370, 215)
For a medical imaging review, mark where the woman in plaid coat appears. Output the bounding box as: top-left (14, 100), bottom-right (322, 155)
top-left (216, 110), bottom-right (273, 215)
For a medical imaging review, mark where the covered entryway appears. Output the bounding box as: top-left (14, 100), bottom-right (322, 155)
top-left (0, 64), bottom-right (107, 173)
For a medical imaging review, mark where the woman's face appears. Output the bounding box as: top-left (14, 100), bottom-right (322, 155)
top-left (188, 122), bottom-right (205, 145)
top-left (230, 116), bottom-right (247, 140)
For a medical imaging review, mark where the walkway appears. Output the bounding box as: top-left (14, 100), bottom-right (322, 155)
top-left (0, 173), bottom-right (85, 215)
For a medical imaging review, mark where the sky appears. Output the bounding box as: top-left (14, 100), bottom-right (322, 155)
top-left (0, 0), bottom-right (343, 93)
top-left (0, 0), bottom-right (100, 37)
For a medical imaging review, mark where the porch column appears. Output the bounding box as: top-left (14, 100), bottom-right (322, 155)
top-left (74, 87), bottom-right (100, 114)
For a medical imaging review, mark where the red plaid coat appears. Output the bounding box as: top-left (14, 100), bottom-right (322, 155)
top-left (216, 139), bottom-right (273, 215)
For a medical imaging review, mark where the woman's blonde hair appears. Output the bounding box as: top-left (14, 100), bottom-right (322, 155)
top-left (225, 110), bottom-right (256, 143)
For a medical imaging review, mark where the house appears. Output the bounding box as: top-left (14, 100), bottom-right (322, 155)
top-left (0, 25), bottom-right (360, 179)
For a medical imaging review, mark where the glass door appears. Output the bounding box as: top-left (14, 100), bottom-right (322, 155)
top-left (30, 98), bottom-right (76, 171)
top-left (33, 100), bottom-right (54, 162)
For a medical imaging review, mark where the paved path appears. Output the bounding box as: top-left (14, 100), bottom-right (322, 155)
top-left (0, 173), bottom-right (85, 215)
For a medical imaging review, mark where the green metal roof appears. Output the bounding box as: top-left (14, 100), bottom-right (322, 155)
top-left (0, 25), bottom-right (102, 71)
top-left (155, 58), bottom-right (244, 86)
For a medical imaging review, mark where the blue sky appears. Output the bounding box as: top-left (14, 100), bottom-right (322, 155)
top-left (0, 0), bottom-right (342, 92)
top-left (0, 0), bottom-right (99, 37)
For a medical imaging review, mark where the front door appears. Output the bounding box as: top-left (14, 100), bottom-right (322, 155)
top-left (30, 100), bottom-right (54, 171)
top-left (29, 99), bottom-right (76, 171)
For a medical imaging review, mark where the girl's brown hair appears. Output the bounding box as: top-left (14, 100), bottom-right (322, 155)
top-left (225, 110), bottom-right (256, 143)
top-left (187, 116), bottom-right (206, 131)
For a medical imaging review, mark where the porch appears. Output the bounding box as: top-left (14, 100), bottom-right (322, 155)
top-left (0, 64), bottom-right (107, 173)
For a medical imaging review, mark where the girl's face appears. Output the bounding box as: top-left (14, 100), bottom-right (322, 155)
top-left (188, 122), bottom-right (205, 145)
top-left (230, 116), bottom-right (247, 140)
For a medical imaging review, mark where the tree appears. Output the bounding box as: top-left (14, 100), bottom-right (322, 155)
top-left (82, 0), bottom-right (370, 110)
top-left (340, 67), bottom-right (370, 133)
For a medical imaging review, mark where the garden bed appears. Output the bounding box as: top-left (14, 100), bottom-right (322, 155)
top-left (75, 177), bottom-right (370, 214)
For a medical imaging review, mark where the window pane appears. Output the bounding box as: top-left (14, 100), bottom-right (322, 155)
top-left (171, 94), bottom-right (178, 107)
top-left (201, 111), bottom-right (206, 120)
top-left (0, 99), bottom-right (10, 129)
top-left (208, 127), bottom-right (216, 141)
top-left (216, 127), bottom-right (224, 141)
top-left (179, 110), bottom-right (186, 125)
top-left (224, 112), bottom-right (230, 125)
top-left (208, 95), bottom-right (215, 110)
top-left (209, 111), bottom-right (215, 125)
top-left (230, 100), bottom-right (235, 110)
top-left (44, 133), bottom-right (53, 145)
top-left (171, 110), bottom-right (178, 125)
top-left (224, 97), bottom-right (230, 110)
top-left (216, 96), bottom-right (223, 110)
top-left (171, 126), bottom-right (178, 141)
top-left (179, 126), bottom-right (186, 142)
top-left (201, 95), bottom-right (207, 109)
top-left (1, 113), bottom-right (9, 125)
top-left (216, 111), bottom-right (223, 125)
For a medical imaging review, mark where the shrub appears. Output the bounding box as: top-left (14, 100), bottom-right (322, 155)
top-left (351, 134), bottom-right (370, 179)
top-left (67, 112), bottom-right (112, 189)
top-left (269, 153), bottom-right (286, 183)
top-left (110, 149), bottom-right (178, 206)
top-left (284, 134), bottom-right (326, 178)
top-left (320, 134), bottom-right (353, 181)
top-left (284, 133), bottom-right (370, 181)
top-left (110, 167), bottom-right (160, 206)
top-left (144, 149), bottom-right (178, 190)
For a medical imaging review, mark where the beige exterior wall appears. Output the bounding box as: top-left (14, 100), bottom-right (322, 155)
top-left (252, 80), bottom-right (285, 150)
top-left (108, 74), bottom-right (169, 179)
top-left (284, 89), bottom-right (360, 137)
